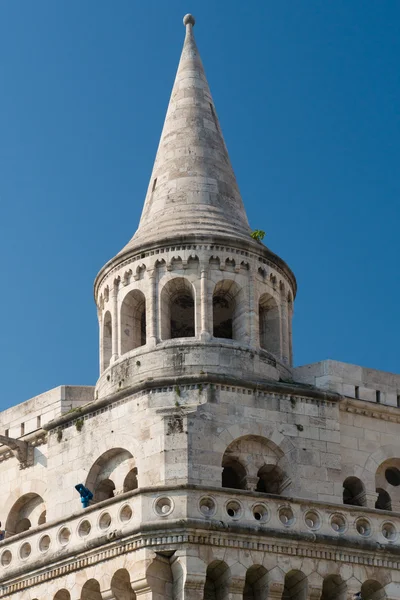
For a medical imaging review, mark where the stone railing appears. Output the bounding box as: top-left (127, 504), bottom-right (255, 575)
top-left (0, 486), bottom-right (399, 584)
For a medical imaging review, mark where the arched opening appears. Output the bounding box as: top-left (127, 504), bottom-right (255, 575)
top-left (213, 280), bottom-right (244, 340)
top-left (54, 591), bottom-right (71, 600)
top-left (282, 571), bottom-right (308, 600)
top-left (5, 493), bottom-right (46, 536)
top-left (320, 575), bottom-right (347, 600)
top-left (376, 488), bottom-right (392, 511)
top-left (80, 579), bottom-right (102, 600)
top-left (221, 457), bottom-right (246, 490)
top-left (123, 467), bottom-right (138, 493)
top-left (343, 477), bottom-right (366, 506)
top-left (256, 464), bottom-right (287, 495)
top-left (259, 293), bottom-right (281, 356)
top-left (361, 581), bottom-right (386, 600)
top-left (203, 560), bottom-right (230, 600)
top-left (146, 555), bottom-right (173, 599)
top-left (86, 448), bottom-right (136, 504)
top-left (102, 310), bottom-right (112, 371)
top-left (111, 568), bottom-right (137, 600)
top-left (94, 478), bottom-right (115, 502)
top-left (121, 290), bottom-right (146, 354)
top-left (160, 278), bottom-right (195, 340)
top-left (243, 565), bottom-right (269, 600)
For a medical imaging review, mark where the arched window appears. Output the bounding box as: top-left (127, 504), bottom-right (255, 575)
top-left (121, 290), bottom-right (146, 354)
top-left (111, 569), bottom-right (136, 600)
top-left (54, 591), bottom-right (71, 600)
top-left (361, 581), bottom-right (386, 600)
top-left (124, 467), bottom-right (138, 492)
top-left (259, 293), bottom-right (280, 355)
top-left (256, 464), bottom-right (287, 495)
top-left (243, 565), bottom-right (269, 600)
top-left (282, 571), bottom-right (308, 600)
top-left (343, 476), bottom-right (366, 506)
top-left (203, 561), bottom-right (230, 600)
top-left (212, 280), bottom-right (244, 340)
top-left (321, 575), bottom-right (347, 600)
top-left (102, 311), bottom-right (112, 371)
top-left (80, 580), bottom-right (102, 600)
top-left (375, 488), bottom-right (392, 511)
top-left (160, 278), bottom-right (195, 340)
top-left (6, 493), bottom-right (46, 537)
top-left (86, 448), bottom-right (136, 504)
top-left (221, 457), bottom-right (246, 490)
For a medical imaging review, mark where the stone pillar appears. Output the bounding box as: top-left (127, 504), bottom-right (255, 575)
top-left (200, 266), bottom-right (210, 340)
top-left (111, 278), bottom-right (120, 363)
top-left (365, 489), bottom-right (377, 509)
top-left (147, 268), bottom-right (157, 347)
top-left (171, 549), bottom-right (207, 600)
top-left (101, 591), bottom-right (116, 600)
top-left (230, 577), bottom-right (246, 600)
top-left (308, 587), bottom-right (322, 600)
top-left (248, 272), bottom-right (257, 347)
top-left (280, 289), bottom-right (289, 364)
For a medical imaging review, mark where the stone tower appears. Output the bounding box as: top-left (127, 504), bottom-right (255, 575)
top-left (1, 14), bottom-right (400, 600)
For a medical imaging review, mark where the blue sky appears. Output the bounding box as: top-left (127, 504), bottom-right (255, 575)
top-left (0, 1), bottom-right (399, 409)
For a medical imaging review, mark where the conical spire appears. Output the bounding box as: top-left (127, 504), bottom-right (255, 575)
top-left (120, 14), bottom-right (252, 254)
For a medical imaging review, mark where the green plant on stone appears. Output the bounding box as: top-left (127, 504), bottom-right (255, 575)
top-left (75, 418), bottom-right (84, 432)
top-left (251, 229), bottom-right (265, 242)
top-left (175, 386), bottom-right (181, 397)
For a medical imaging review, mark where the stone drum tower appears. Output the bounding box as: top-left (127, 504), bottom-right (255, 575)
top-left (1, 14), bottom-right (400, 600)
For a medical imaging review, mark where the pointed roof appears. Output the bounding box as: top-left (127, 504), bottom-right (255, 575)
top-left (120, 14), bottom-right (252, 254)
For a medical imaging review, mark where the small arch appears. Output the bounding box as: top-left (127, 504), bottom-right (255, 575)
top-left (5, 493), bottom-right (45, 536)
top-left (160, 277), bottom-right (195, 340)
top-left (86, 448), bottom-right (135, 503)
top-left (204, 560), bottom-right (231, 600)
top-left (121, 289), bottom-right (146, 354)
top-left (361, 581), bottom-right (386, 600)
top-left (282, 570), bottom-right (308, 600)
top-left (343, 476), bottom-right (366, 506)
top-left (375, 488), bottom-right (392, 511)
top-left (320, 575), bottom-right (347, 600)
top-left (222, 457), bottom-right (246, 490)
top-left (212, 279), bottom-right (244, 340)
top-left (80, 579), bottom-right (102, 600)
top-left (224, 258), bottom-right (236, 271)
top-left (259, 293), bottom-right (280, 355)
top-left (123, 467), bottom-right (138, 492)
top-left (256, 464), bottom-right (288, 495)
top-left (209, 255), bottom-right (221, 269)
top-left (54, 591), bottom-right (71, 600)
top-left (243, 565), bottom-right (269, 600)
top-left (146, 555), bottom-right (173, 599)
top-left (111, 568), bottom-right (136, 599)
top-left (102, 310), bottom-right (112, 371)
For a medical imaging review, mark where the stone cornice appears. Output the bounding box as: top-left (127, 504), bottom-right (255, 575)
top-left (93, 234), bottom-right (297, 300)
top-left (340, 396), bottom-right (400, 422)
top-left (44, 374), bottom-right (340, 432)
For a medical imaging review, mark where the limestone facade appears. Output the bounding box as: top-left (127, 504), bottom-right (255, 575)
top-left (1, 14), bottom-right (400, 600)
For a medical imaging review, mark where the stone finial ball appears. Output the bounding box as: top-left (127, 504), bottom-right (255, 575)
top-left (183, 14), bottom-right (195, 27)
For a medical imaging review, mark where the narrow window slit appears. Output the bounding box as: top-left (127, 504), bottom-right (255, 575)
top-left (376, 390), bottom-right (381, 404)
top-left (152, 178), bottom-right (157, 192)
top-left (355, 386), bottom-right (359, 399)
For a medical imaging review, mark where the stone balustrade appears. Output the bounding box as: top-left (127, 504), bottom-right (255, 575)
top-left (0, 486), bottom-right (398, 586)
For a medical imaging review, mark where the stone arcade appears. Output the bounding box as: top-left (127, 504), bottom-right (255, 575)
top-left (1, 13), bottom-right (400, 600)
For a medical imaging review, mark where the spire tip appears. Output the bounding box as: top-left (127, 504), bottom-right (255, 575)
top-left (183, 14), bottom-right (195, 27)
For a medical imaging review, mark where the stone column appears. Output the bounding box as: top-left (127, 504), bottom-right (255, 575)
top-left (101, 591), bottom-right (116, 600)
top-left (200, 266), bottom-right (210, 340)
top-left (248, 272), bottom-right (257, 347)
top-left (365, 489), bottom-right (378, 509)
top-left (111, 278), bottom-right (120, 363)
top-left (171, 549), bottom-right (207, 600)
top-left (147, 268), bottom-right (157, 347)
top-left (280, 289), bottom-right (289, 365)
top-left (308, 586), bottom-right (322, 600)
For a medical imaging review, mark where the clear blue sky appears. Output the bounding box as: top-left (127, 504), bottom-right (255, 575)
top-left (1, 1), bottom-right (399, 410)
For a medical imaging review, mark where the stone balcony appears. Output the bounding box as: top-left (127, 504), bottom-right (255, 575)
top-left (0, 486), bottom-right (399, 593)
